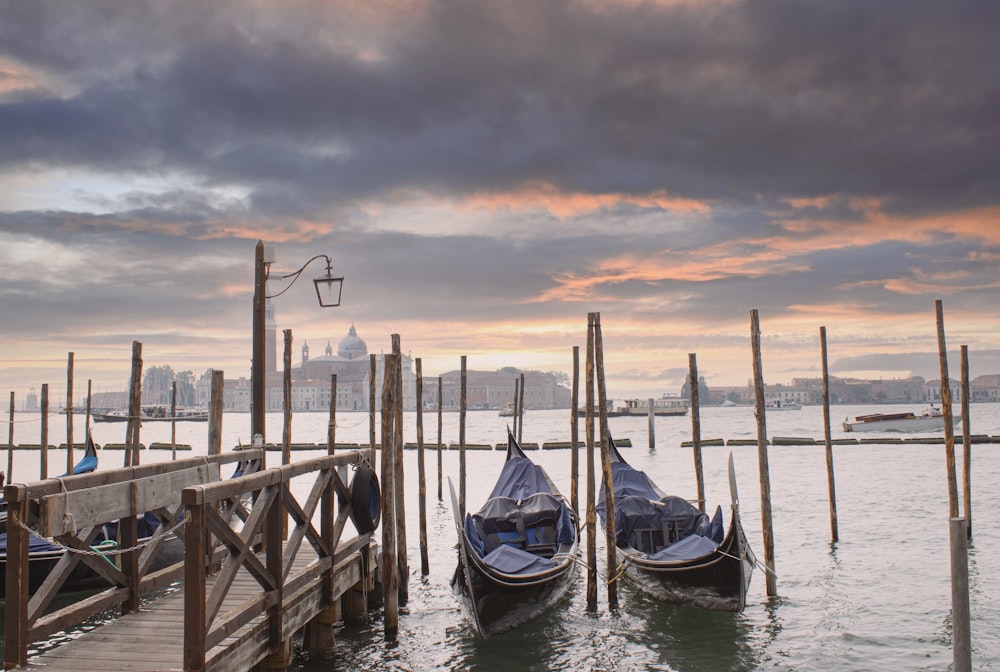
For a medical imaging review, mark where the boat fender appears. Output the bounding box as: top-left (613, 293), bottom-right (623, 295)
top-left (349, 464), bottom-right (382, 534)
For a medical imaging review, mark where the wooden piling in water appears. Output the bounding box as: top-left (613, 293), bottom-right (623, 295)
top-left (416, 358), bottom-right (429, 575)
top-left (647, 398), bottom-right (655, 452)
top-left (570, 345), bottom-right (580, 517)
top-left (594, 312), bottom-right (618, 609)
top-left (960, 345), bottom-right (972, 538)
top-left (460, 356), bottom-right (468, 514)
top-left (688, 353), bottom-right (705, 511)
top-left (391, 335), bottom-right (408, 605)
top-left (585, 314), bottom-right (598, 612)
top-left (283, 330), bottom-right (293, 468)
top-left (208, 370), bottom-right (224, 456)
top-left (86, 379), bottom-right (92, 432)
top-left (380, 353), bottom-right (399, 636)
top-left (331, 380), bottom-right (343, 454)
top-left (437, 376), bottom-right (443, 501)
top-left (936, 300), bottom-right (959, 518)
top-left (512, 377), bottom-right (519, 439)
top-left (40, 384), bottom-right (49, 478)
top-left (819, 326), bottom-right (839, 543)
top-left (950, 516), bottom-right (972, 672)
top-left (7, 392), bottom-right (14, 485)
top-left (125, 341), bottom-right (143, 467)
top-left (170, 381), bottom-right (178, 460)
top-left (750, 309), bottom-right (777, 597)
top-left (65, 352), bottom-right (74, 474)
top-left (369, 354), bottom-right (377, 454)
top-left (518, 372), bottom-right (526, 443)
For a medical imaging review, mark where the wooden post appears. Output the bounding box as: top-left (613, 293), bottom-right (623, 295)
top-left (86, 379), bottom-right (92, 430)
top-left (819, 327), bottom-right (839, 543)
top-left (6, 391), bottom-right (13, 485)
top-left (518, 372), bottom-right (526, 443)
top-left (594, 312), bottom-right (618, 609)
top-left (750, 309), bottom-right (777, 597)
top-left (328, 374), bottom-right (337, 454)
top-left (647, 397), bottom-right (655, 452)
top-left (170, 380), bottom-right (178, 460)
top-left (935, 300), bottom-right (959, 518)
top-left (380, 353), bottom-right (399, 636)
top-left (391, 334), bottom-right (408, 605)
top-left (585, 314), bottom-right (598, 612)
top-left (40, 383), bottom-right (49, 479)
top-left (437, 375), bottom-right (443, 501)
top-left (282, 329), bottom-right (293, 468)
top-left (459, 356), bottom-right (467, 514)
top-left (125, 341), bottom-right (143, 467)
top-left (121, 480), bottom-right (140, 614)
top-left (570, 345), bottom-right (580, 517)
top-left (512, 377), bottom-right (519, 439)
top-left (688, 354), bottom-right (705, 511)
top-left (183, 499), bottom-right (208, 672)
top-left (66, 352), bottom-right (74, 474)
top-left (5, 486), bottom-right (30, 668)
top-left (208, 370), bottom-right (224, 456)
top-left (960, 345), bottom-right (972, 538)
top-left (369, 354), bottom-right (377, 453)
top-left (950, 517), bottom-right (972, 672)
top-left (416, 358), bottom-right (429, 575)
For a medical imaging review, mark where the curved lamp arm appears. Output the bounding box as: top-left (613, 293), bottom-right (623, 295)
top-left (266, 254), bottom-right (344, 307)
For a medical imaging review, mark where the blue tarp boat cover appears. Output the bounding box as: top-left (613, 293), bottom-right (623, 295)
top-left (599, 460), bottom-right (725, 561)
top-left (487, 456), bottom-right (554, 501)
top-left (480, 543), bottom-right (558, 574)
top-left (0, 532), bottom-right (62, 554)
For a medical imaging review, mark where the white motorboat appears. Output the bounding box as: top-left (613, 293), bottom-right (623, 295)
top-left (842, 406), bottom-right (956, 433)
top-left (764, 399), bottom-right (802, 411)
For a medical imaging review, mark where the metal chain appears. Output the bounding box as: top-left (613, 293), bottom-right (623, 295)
top-left (12, 515), bottom-right (186, 557)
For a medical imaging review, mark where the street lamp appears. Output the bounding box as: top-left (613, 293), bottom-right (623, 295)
top-left (251, 239), bottom-right (344, 442)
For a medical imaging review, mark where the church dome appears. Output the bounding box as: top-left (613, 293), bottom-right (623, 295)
top-left (337, 325), bottom-right (368, 360)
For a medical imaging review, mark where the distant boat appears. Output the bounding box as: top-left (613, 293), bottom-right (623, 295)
top-left (92, 405), bottom-right (208, 423)
top-left (842, 406), bottom-right (957, 433)
top-left (618, 397), bottom-right (689, 417)
top-left (764, 399), bottom-right (802, 411)
top-left (498, 403), bottom-right (516, 417)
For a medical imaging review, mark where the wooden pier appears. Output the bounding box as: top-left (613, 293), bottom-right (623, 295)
top-left (3, 447), bottom-right (380, 671)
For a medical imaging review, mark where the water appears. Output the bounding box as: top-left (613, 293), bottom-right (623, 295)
top-left (3, 404), bottom-right (999, 671)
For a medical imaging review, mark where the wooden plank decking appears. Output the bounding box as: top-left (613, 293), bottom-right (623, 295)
top-left (20, 538), bottom-right (375, 672)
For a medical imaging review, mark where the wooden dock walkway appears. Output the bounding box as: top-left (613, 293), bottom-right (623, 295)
top-left (4, 448), bottom-right (380, 672)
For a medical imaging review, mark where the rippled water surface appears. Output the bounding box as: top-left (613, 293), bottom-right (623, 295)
top-left (4, 404), bottom-right (999, 671)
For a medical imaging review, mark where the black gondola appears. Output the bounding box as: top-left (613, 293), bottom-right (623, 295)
top-left (597, 438), bottom-right (755, 611)
top-left (449, 430), bottom-right (578, 636)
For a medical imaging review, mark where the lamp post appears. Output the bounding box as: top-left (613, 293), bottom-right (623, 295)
top-left (251, 239), bottom-right (344, 443)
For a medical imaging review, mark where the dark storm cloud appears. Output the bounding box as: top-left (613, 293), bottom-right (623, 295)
top-left (1, 0), bottom-right (998, 215)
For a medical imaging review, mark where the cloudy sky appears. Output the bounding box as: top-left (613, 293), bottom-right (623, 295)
top-left (2, 0), bottom-right (999, 404)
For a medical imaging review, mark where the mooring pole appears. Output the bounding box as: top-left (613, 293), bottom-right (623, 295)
top-left (585, 314), bottom-right (598, 612)
top-left (416, 358), bottom-right (429, 575)
top-left (65, 352), bottom-right (74, 475)
top-left (380, 354), bottom-right (398, 636)
top-left (328, 374), bottom-right (337, 453)
top-left (6, 391), bottom-right (14, 485)
top-left (125, 341), bottom-right (143, 468)
top-left (391, 335), bottom-right (408, 605)
top-left (647, 398), bottom-right (655, 452)
top-left (437, 376), bottom-right (443, 501)
top-left (282, 329), bottom-right (293, 469)
top-left (40, 384), bottom-right (49, 479)
top-left (819, 326), bottom-right (839, 543)
top-left (208, 370), bottom-right (224, 456)
top-left (750, 310), bottom-right (777, 597)
top-left (570, 345), bottom-right (580, 517)
top-left (460, 356), bottom-right (468, 514)
top-left (512, 377), bottom-right (519, 439)
top-left (518, 372), bottom-right (526, 444)
top-left (594, 312), bottom-right (618, 609)
top-left (688, 353), bottom-right (705, 512)
top-left (369, 354), bottom-right (377, 455)
top-left (171, 381), bottom-right (178, 460)
top-left (936, 300), bottom-right (959, 518)
top-left (960, 345), bottom-right (972, 538)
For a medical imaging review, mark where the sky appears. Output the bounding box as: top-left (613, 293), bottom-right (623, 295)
top-left (2, 0), bottom-right (999, 405)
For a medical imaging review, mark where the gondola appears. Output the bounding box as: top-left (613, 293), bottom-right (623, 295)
top-left (449, 430), bottom-right (578, 636)
top-left (598, 437), bottom-right (755, 611)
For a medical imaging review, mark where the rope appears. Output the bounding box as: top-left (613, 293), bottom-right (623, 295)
top-left (12, 515), bottom-right (186, 557)
top-left (607, 556), bottom-right (630, 585)
top-left (716, 548), bottom-right (778, 579)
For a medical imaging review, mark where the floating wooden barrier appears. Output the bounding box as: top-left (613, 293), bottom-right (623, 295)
top-left (450, 443), bottom-right (492, 451)
top-left (681, 438), bottom-right (725, 447)
top-left (147, 442), bottom-right (192, 451)
top-left (726, 439), bottom-right (758, 446)
top-left (771, 437), bottom-right (818, 446)
top-left (496, 441), bottom-right (539, 450)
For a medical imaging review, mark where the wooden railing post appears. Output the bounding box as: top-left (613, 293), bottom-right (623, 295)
top-left (183, 495), bottom-right (207, 672)
top-left (265, 478), bottom-right (285, 661)
top-left (122, 481), bottom-right (141, 614)
top-left (4, 485), bottom-right (30, 669)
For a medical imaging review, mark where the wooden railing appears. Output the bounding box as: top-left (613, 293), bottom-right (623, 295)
top-left (181, 448), bottom-right (373, 672)
top-left (3, 450), bottom-right (263, 670)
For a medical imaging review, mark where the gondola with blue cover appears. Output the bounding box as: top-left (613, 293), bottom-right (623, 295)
top-left (450, 430), bottom-right (578, 636)
top-left (598, 437), bottom-right (755, 611)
